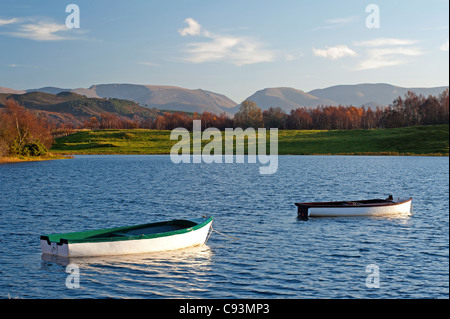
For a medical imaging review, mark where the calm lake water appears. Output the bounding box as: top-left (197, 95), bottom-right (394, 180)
top-left (0, 155), bottom-right (448, 299)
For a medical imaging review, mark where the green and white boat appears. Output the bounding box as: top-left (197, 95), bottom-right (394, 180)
top-left (40, 216), bottom-right (213, 257)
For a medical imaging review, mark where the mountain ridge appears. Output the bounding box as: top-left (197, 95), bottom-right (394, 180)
top-left (242, 87), bottom-right (338, 112)
top-left (70, 84), bottom-right (237, 115)
top-left (308, 83), bottom-right (449, 108)
top-left (2, 82), bottom-right (448, 114)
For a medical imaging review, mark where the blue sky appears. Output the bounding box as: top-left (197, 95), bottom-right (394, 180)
top-left (0, 0), bottom-right (448, 102)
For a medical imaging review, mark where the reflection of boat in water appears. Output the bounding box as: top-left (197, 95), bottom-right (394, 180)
top-left (41, 216), bottom-right (213, 257)
top-left (41, 245), bottom-right (214, 298)
top-left (41, 245), bottom-right (213, 267)
top-left (295, 195), bottom-right (412, 219)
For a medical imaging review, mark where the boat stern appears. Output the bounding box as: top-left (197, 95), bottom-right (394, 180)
top-left (295, 204), bottom-right (310, 220)
top-left (40, 236), bottom-right (69, 257)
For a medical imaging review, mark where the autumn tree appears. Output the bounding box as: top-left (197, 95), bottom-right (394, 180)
top-left (163, 112), bottom-right (192, 130)
top-left (100, 113), bottom-right (121, 129)
top-left (214, 113), bottom-right (234, 131)
top-left (439, 89), bottom-right (449, 124)
top-left (263, 107), bottom-right (287, 129)
top-left (0, 99), bottom-right (53, 157)
top-left (153, 115), bottom-right (168, 130)
top-left (84, 116), bottom-right (100, 130)
top-left (421, 95), bottom-right (441, 125)
top-left (286, 108), bottom-right (312, 129)
top-left (234, 100), bottom-right (264, 129)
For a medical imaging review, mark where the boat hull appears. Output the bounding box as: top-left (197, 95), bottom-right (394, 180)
top-left (41, 217), bottom-right (213, 257)
top-left (296, 197), bottom-right (412, 218)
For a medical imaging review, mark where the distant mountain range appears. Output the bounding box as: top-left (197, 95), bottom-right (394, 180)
top-left (1, 83), bottom-right (448, 115)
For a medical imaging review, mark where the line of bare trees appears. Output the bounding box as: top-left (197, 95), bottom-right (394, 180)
top-left (263, 89), bottom-right (449, 130)
top-left (74, 89), bottom-right (449, 131)
top-left (74, 110), bottom-right (234, 131)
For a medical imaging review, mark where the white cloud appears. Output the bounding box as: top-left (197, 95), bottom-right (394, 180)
top-left (0, 18), bottom-right (19, 25)
top-left (312, 38), bottom-right (424, 70)
top-left (178, 18), bottom-right (203, 37)
top-left (354, 38), bottom-right (417, 47)
top-left (313, 16), bottom-right (359, 30)
top-left (284, 53), bottom-right (301, 61)
top-left (441, 39), bottom-right (449, 51)
top-left (354, 38), bottom-right (423, 70)
top-left (0, 17), bottom-right (83, 41)
top-left (324, 16), bottom-right (359, 25)
top-left (178, 18), bottom-right (275, 66)
top-left (356, 56), bottom-right (405, 70)
top-left (8, 22), bottom-right (68, 41)
top-left (312, 45), bottom-right (358, 60)
top-left (138, 61), bottom-right (160, 67)
top-left (6, 63), bottom-right (36, 68)
top-left (367, 47), bottom-right (423, 57)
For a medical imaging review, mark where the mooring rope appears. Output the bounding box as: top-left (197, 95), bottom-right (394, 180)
top-left (203, 226), bottom-right (213, 245)
top-left (211, 226), bottom-right (240, 240)
top-left (204, 226), bottom-right (239, 245)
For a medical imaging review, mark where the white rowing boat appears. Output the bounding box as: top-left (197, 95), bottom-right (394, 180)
top-left (40, 216), bottom-right (213, 257)
top-left (295, 196), bottom-right (412, 219)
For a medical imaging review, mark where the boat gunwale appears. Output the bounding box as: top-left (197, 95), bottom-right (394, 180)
top-left (295, 197), bottom-right (412, 208)
top-left (40, 217), bottom-right (213, 245)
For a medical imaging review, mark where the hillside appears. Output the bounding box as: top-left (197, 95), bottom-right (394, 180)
top-left (27, 84), bottom-right (238, 115)
top-left (308, 83), bottom-right (449, 107)
top-left (0, 91), bottom-right (163, 126)
top-left (242, 87), bottom-right (338, 112)
top-left (0, 87), bottom-right (26, 94)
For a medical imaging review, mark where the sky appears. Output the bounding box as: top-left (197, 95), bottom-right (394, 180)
top-left (0, 0), bottom-right (448, 103)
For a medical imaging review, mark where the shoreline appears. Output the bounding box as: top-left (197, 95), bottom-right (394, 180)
top-left (0, 152), bottom-right (447, 164)
top-left (46, 152), bottom-right (449, 157)
top-left (0, 154), bottom-right (73, 164)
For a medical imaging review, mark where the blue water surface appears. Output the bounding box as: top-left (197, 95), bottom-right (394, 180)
top-left (0, 155), bottom-right (448, 298)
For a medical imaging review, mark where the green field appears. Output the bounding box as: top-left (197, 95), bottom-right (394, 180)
top-left (51, 125), bottom-right (449, 156)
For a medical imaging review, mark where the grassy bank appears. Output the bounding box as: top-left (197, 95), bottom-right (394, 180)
top-left (51, 124), bottom-right (449, 156)
top-left (0, 153), bottom-right (72, 164)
